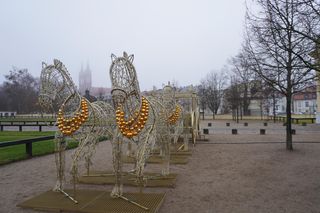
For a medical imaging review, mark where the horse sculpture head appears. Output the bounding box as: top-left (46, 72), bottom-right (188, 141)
top-left (39, 59), bottom-right (76, 113)
top-left (109, 52), bottom-right (141, 110)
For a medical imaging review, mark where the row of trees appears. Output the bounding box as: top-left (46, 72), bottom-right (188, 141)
top-left (244, 0), bottom-right (320, 150)
top-left (198, 0), bottom-right (320, 150)
top-left (0, 68), bottom-right (40, 114)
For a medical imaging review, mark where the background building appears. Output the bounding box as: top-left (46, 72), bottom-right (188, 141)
top-left (78, 63), bottom-right (112, 102)
top-left (79, 63), bottom-right (92, 95)
top-left (292, 86), bottom-right (317, 115)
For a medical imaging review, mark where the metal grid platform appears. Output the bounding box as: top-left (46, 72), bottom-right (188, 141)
top-left (79, 171), bottom-right (177, 188)
top-left (18, 189), bottom-right (165, 213)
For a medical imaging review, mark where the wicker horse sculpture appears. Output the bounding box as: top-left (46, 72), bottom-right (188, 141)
top-left (109, 52), bottom-right (172, 197)
top-left (39, 59), bottom-right (115, 203)
top-left (161, 85), bottom-right (187, 148)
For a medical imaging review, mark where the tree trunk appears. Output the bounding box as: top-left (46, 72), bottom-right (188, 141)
top-left (260, 100), bottom-right (263, 120)
top-left (243, 84), bottom-right (250, 115)
top-left (286, 94), bottom-right (293, 150)
top-left (236, 106), bottom-right (239, 123)
top-left (202, 107), bottom-right (205, 120)
top-left (273, 94), bottom-right (276, 123)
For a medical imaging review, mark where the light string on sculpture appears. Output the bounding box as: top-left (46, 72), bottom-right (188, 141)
top-left (39, 59), bottom-right (116, 204)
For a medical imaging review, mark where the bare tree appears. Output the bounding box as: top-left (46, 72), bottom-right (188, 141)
top-left (0, 85), bottom-right (9, 111)
top-left (224, 76), bottom-right (242, 123)
top-left (3, 67), bottom-right (40, 113)
top-left (197, 81), bottom-right (207, 120)
top-left (229, 52), bottom-right (255, 116)
top-left (244, 0), bottom-right (318, 150)
top-left (204, 70), bottom-right (227, 119)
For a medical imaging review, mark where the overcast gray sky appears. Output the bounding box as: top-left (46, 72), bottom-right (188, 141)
top-left (0, 0), bottom-right (246, 90)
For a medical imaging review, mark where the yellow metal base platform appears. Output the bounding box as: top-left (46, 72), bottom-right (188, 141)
top-left (151, 150), bottom-right (192, 156)
top-left (18, 189), bottom-right (165, 213)
top-left (122, 155), bottom-right (189, 164)
top-left (79, 171), bottom-right (177, 188)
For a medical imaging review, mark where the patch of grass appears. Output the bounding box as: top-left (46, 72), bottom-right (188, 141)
top-left (0, 131), bottom-right (54, 142)
top-left (0, 131), bottom-right (79, 165)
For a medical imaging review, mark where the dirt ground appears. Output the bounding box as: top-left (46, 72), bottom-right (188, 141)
top-left (1, 120), bottom-right (320, 213)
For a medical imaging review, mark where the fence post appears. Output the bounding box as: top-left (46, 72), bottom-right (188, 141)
top-left (26, 143), bottom-right (32, 157)
top-left (39, 125), bottom-right (42, 132)
top-left (19, 125), bottom-right (22, 132)
top-left (0, 125), bottom-right (3, 131)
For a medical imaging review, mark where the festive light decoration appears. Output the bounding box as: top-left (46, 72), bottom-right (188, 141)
top-left (116, 96), bottom-right (149, 138)
top-left (39, 59), bottom-right (116, 204)
top-left (57, 98), bottom-right (89, 136)
top-left (167, 105), bottom-right (181, 125)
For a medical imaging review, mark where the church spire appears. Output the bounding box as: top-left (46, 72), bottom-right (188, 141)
top-left (86, 61), bottom-right (90, 72)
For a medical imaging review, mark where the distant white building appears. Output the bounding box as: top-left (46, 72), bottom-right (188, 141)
top-left (266, 86), bottom-right (317, 116)
top-left (268, 96), bottom-right (286, 115)
top-left (292, 86), bottom-right (317, 114)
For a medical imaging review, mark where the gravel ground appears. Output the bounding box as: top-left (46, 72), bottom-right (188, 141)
top-left (1, 120), bottom-right (320, 213)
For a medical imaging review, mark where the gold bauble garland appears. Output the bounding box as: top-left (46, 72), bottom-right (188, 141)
top-left (116, 96), bottom-right (149, 139)
top-left (167, 105), bottom-right (181, 125)
top-left (57, 98), bottom-right (89, 136)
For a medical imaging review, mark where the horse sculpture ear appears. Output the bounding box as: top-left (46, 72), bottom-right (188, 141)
top-left (53, 59), bottom-right (62, 68)
top-left (42, 62), bottom-right (47, 69)
top-left (111, 54), bottom-right (117, 62)
top-left (128, 54), bottom-right (134, 63)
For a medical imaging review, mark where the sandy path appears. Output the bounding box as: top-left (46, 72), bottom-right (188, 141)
top-left (1, 120), bottom-right (320, 213)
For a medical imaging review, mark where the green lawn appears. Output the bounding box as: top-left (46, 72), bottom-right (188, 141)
top-left (0, 131), bottom-right (54, 142)
top-left (0, 131), bottom-right (108, 165)
top-left (0, 131), bottom-right (77, 165)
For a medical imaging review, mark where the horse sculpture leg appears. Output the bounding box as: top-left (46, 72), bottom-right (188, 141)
top-left (53, 134), bottom-right (66, 192)
top-left (53, 134), bottom-right (78, 204)
top-left (111, 132), bottom-right (123, 197)
top-left (183, 132), bottom-right (189, 151)
top-left (160, 134), bottom-right (170, 176)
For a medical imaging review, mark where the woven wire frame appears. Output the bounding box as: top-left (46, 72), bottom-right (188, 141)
top-left (40, 59), bottom-right (115, 193)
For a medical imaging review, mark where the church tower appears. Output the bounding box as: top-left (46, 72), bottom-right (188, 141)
top-left (79, 62), bottom-right (92, 95)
